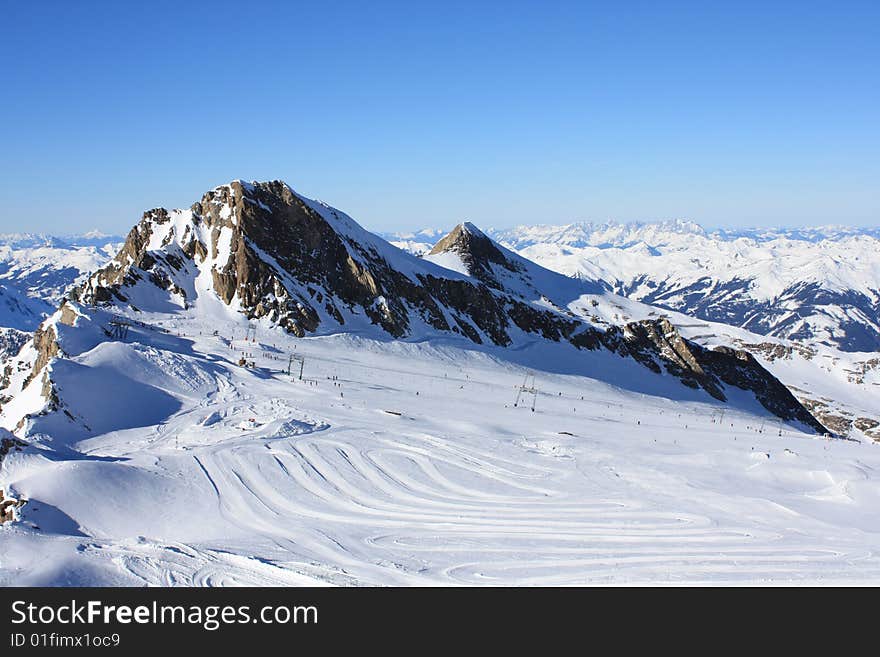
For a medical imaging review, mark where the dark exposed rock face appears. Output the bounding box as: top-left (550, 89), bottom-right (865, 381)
top-left (23, 325), bottom-right (59, 390)
top-left (0, 328), bottom-right (31, 403)
top-left (429, 222), bottom-right (524, 289)
top-left (620, 319), bottom-right (722, 396)
top-left (844, 357), bottom-right (880, 385)
top-left (853, 417), bottom-right (880, 442)
top-left (0, 328), bottom-right (30, 363)
top-left (63, 180), bottom-right (827, 433)
top-left (734, 341), bottom-right (816, 362)
top-left (20, 300), bottom-right (79, 394)
top-left (855, 417), bottom-right (879, 432)
top-left (793, 394), bottom-right (879, 441)
top-left (696, 345), bottom-right (827, 432)
top-left (71, 183), bottom-right (580, 348)
top-left (568, 317), bottom-right (828, 433)
top-left (0, 433), bottom-right (27, 469)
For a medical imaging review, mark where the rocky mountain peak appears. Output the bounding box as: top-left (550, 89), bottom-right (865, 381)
top-left (429, 222), bottom-right (522, 289)
top-left (72, 179), bottom-right (404, 337)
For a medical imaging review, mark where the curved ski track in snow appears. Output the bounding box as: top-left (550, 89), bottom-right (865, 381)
top-left (4, 327), bottom-right (880, 586)
top-left (178, 431), bottom-right (868, 585)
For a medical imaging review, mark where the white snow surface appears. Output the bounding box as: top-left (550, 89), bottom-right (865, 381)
top-left (2, 301), bottom-right (880, 586)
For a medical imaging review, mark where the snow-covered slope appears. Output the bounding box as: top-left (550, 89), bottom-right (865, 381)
top-left (2, 311), bottom-right (880, 585)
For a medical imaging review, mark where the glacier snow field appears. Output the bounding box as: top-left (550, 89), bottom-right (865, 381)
top-left (2, 315), bottom-right (880, 586)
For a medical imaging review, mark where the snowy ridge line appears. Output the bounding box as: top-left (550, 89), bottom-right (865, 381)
top-left (385, 220), bottom-right (880, 353)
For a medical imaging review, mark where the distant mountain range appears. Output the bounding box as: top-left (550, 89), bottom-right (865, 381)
top-left (384, 221), bottom-right (880, 352)
top-left (0, 232), bottom-right (123, 331)
top-left (3, 218), bottom-right (879, 355)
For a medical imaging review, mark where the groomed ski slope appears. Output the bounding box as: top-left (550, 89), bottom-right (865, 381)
top-left (2, 310), bottom-right (880, 586)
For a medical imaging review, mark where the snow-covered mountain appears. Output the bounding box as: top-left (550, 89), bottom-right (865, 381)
top-left (0, 232), bottom-right (122, 331)
top-left (3, 181), bottom-right (824, 436)
top-left (389, 221), bottom-right (880, 353)
top-left (2, 182), bottom-right (879, 586)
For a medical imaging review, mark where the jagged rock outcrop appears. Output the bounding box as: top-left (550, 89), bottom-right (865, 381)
top-left (429, 222), bottom-right (525, 289)
top-left (24, 324), bottom-right (59, 390)
top-left (0, 432), bottom-right (26, 463)
top-left (0, 328), bottom-right (30, 363)
top-left (0, 476), bottom-right (27, 524)
top-left (734, 341), bottom-right (816, 362)
top-left (20, 300), bottom-right (78, 393)
top-left (853, 417), bottom-right (880, 442)
top-left (793, 394), bottom-right (879, 441)
top-left (69, 183), bottom-right (581, 348)
top-left (696, 345), bottom-right (826, 432)
top-left (567, 317), bottom-right (828, 433)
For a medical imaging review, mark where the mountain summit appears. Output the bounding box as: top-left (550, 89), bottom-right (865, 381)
top-left (428, 222), bottom-right (523, 289)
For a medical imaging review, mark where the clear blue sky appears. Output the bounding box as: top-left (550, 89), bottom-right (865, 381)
top-left (1, 0), bottom-right (877, 234)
